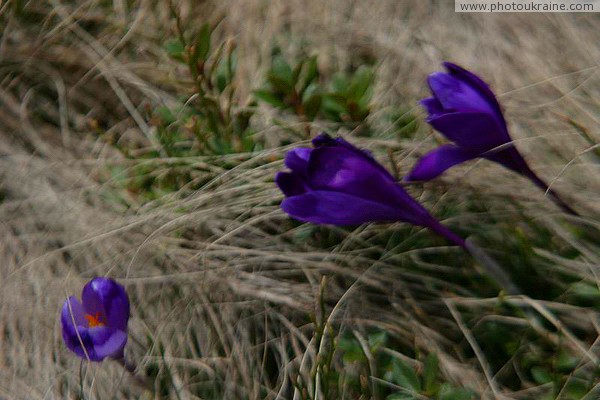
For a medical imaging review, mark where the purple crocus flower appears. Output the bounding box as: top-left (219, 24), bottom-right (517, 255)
top-left (407, 62), bottom-right (576, 215)
top-left (61, 277), bottom-right (130, 362)
top-left (275, 133), bottom-right (466, 247)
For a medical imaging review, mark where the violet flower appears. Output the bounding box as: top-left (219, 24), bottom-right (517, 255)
top-left (61, 277), bottom-right (130, 362)
top-left (275, 133), bottom-right (466, 247)
top-left (406, 62), bottom-right (577, 215)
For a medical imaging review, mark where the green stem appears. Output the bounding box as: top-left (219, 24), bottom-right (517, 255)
top-left (524, 170), bottom-right (579, 216)
top-left (427, 221), bottom-right (521, 295)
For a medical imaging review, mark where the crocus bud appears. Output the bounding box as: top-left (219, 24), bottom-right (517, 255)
top-left (276, 133), bottom-right (466, 247)
top-left (407, 62), bottom-right (577, 215)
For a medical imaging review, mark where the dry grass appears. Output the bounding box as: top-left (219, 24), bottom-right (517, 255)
top-left (0, 1), bottom-right (599, 399)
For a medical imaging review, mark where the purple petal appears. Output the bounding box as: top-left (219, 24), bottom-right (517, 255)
top-left (307, 146), bottom-right (405, 208)
top-left (284, 148), bottom-right (312, 175)
top-left (106, 293), bottom-right (129, 332)
top-left (311, 133), bottom-right (383, 172)
top-left (428, 111), bottom-right (510, 153)
top-left (428, 72), bottom-right (494, 115)
top-left (89, 327), bottom-right (128, 360)
top-left (313, 133), bottom-right (373, 157)
top-left (62, 325), bottom-right (127, 361)
top-left (61, 296), bottom-right (88, 359)
top-left (405, 145), bottom-right (477, 181)
top-left (82, 280), bottom-right (107, 316)
top-left (420, 97), bottom-right (444, 118)
top-left (311, 132), bottom-right (337, 147)
top-left (82, 277), bottom-right (129, 332)
top-left (276, 171), bottom-right (308, 197)
top-left (61, 296), bottom-right (86, 328)
top-left (61, 323), bottom-right (93, 360)
top-left (443, 62), bottom-right (504, 117)
top-left (281, 191), bottom-right (408, 225)
top-left (60, 300), bottom-right (97, 361)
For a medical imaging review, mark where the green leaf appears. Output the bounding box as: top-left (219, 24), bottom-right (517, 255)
top-left (347, 100), bottom-right (370, 122)
top-left (387, 358), bottom-right (421, 392)
top-left (530, 366), bottom-right (553, 384)
top-left (216, 73), bottom-right (228, 93)
top-left (330, 73), bottom-right (350, 93)
top-left (386, 393), bottom-right (416, 400)
top-left (267, 73), bottom-right (294, 94)
top-left (298, 55), bottom-right (319, 94)
top-left (367, 331), bottom-right (387, 352)
top-left (563, 379), bottom-right (590, 399)
top-left (227, 50), bottom-right (237, 77)
top-left (239, 135), bottom-right (256, 152)
top-left (233, 110), bottom-right (253, 136)
top-left (193, 23), bottom-right (211, 63)
top-left (348, 66), bottom-right (374, 101)
top-left (338, 335), bottom-right (365, 363)
top-left (302, 95), bottom-right (321, 121)
top-left (215, 54), bottom-right (235, 93)
top-left (302, 82), bottom-right (319, 101)
top-left (571, 282), bottom-right (600, 300)
top-left (301, 82), bottom-right (321, 120)
top-left (438, 384), bottom-right (475, 400)
top-left (304, 56), bottom-right (319, 86)
top-left (164, 39), bottom-right (185, 62)
top-left (423, 353), bottom-right (439, 394)
top-left (271, 56), bottom-right (294, 87)
top-left (292, 59), bottom-right (304, 86)
top-left (555, 349), bottom-right (579, 373)
top-left (254, 90), bottom-right (286, 108)
top-left (322, 95), bottom-right (347, 118)
top-left (156, 106), bottom-right (177, 124)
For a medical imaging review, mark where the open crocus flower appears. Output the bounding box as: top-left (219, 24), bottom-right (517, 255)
top-left (407, 62), bottom-right (576, 215)
top-left (61, 277), bottom-right (130, 362)
top-left (275, 133), bottom-right (466, 247)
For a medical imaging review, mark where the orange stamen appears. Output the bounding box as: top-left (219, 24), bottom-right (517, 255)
top-left (85, 312), bottom-right (105, 327)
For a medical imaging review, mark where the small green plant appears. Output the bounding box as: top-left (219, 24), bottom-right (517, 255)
top-left (162, 14), bottom-right (257, 155)
top-left (101, 8), bottom-right (262, 201)
top-left (382, 355), bottom-right (476, 399)
top-left (321, 66), bottom-right (374, 125)
top-left (255, 54), bottom-right (375, 128)
top-left (254, 54), bottom-right (322, 122)
top-left (336, 330), bottom-right (476, 399)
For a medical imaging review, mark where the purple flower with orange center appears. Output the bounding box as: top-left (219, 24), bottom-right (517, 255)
top-left (275, 133), bottom-right (466, 247)
top-left (406, 62), bottom-right (577, 215)
top-left (61, 277), bottom-right (130, 362)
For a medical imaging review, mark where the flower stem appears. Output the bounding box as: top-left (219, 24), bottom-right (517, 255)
top-left (115, 357), bottom-right (154, 392)
top-left (464, 239), bottom-right (522, 295)
top-left (525, 170), bottom-right (579, 216)
top-left (428, 221), bottom-right (521, 295)
top-left (427, 221), bottom-right (467, 249)
top-left (79, 360), bottom-right (87, 400)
